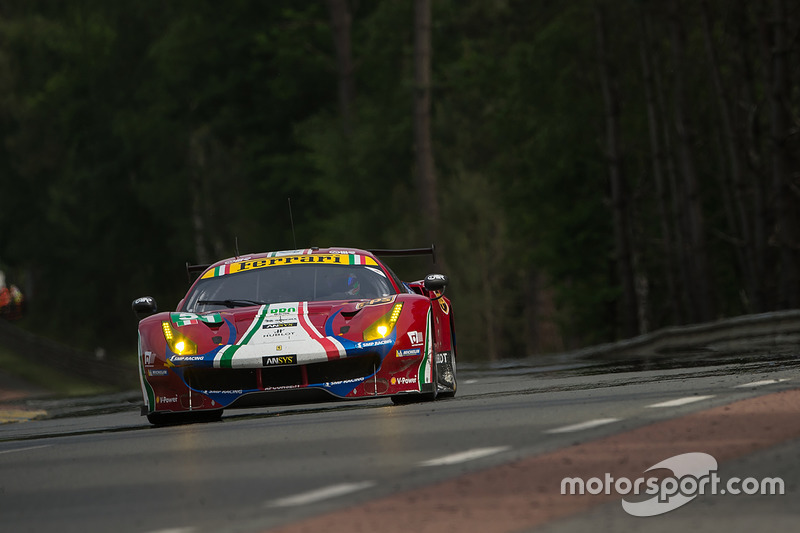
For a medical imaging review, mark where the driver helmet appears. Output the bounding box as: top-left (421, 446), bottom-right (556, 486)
top-left (345, 273), bottom-right (360, 296)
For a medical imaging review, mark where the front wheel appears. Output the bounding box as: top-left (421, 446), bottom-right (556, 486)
top-left (391, 349), bottom-right (438, 405)
top-left (436, 347), bottom-right (457, 398)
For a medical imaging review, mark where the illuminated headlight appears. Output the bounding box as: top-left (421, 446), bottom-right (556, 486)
top-left (174, 340), bottom-right (191, 353)
top-left (363, 303), bottom-right (403, 341)
top-left (161, 321), bottom-right (198, 355)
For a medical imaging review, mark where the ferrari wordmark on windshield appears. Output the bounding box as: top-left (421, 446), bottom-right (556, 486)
top-left (202, 254), bottom-right (378, 279)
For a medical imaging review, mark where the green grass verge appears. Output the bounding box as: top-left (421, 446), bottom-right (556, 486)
top-left (0, 345), bottom-right (116, 397)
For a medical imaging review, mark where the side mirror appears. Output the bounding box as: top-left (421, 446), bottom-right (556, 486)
top-left (424, 273), bottom-right (448, 294)
top-left (132, 296), bottom-right (158, 320)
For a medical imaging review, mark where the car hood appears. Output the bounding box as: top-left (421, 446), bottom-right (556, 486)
top-left (154, 299), bottom-right (398, 369)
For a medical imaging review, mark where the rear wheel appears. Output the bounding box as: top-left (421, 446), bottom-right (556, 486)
top-left (146, 410), bottom-right (223, 426)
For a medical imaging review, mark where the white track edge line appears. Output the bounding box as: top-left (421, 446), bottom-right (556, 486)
top-left (646, 395), bottom-right (715, 408)
top-left (267, 481), bottom-right (375, 507)
top-left (419, 446), bottom-right (510, 467)
top-left (544, 418), bottom-right (621, 434)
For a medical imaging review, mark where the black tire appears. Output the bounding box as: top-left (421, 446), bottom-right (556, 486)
top-left (438, 318), bottom-right (458, 398)
top-left (437, 347), bottom-right (457, 399)
top-left (424, 342), bottom-right (439, 401)
top-left (146, 409), bottom-right (223, 426)
top-left (390, 355), bottom-right (438, 405)
top-left (390, 394), bottom-right (425, 405)
top-left (421, 310), bottom-right (439, 401)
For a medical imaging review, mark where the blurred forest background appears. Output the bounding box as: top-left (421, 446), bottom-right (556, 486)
top-left (1, 0), bottom-right (799, 363)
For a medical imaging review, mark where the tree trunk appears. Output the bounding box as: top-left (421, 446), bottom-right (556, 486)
top-left (188, 128), bottom-right (211, 265)
top-left (669, 0), bottom-right (716, 323)
top-left (479, 246), bottom-right (497, 361)
top-left (700, 0), bottom-right (758, 312)
top-left (413, 0), bottom-right (440, 246)
top-left (594, 3), bottom-right (639, 338)
top-left (736, 3), bottom-right (770, 311)
top-left (325, 0), bottom-right (355, 135)
top-left (522, 269), bottom-right (564, 354)
top-left (652, 18), bottom-right (691, 325)
top-left (638, 4), bottom-right (680, 325)
top-left (767, 0), bottom-right (799, 308)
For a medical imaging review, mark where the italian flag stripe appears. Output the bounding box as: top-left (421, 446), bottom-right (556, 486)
top-left (216, 306), bottom-right (269, 368)
top-left (240, 306), bottom-right (268, 345)
top-left (298, 302), bottom-right (343, 360)
top-left (421, 308), bottom-right (433, 387)
top-left (218, 345), bottom-right (241, 369)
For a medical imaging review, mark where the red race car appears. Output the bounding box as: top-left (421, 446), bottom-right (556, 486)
top-left (132, 246), bottom-right (457, 425)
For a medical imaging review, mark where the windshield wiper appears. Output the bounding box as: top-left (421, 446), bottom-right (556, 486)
top-left (197, 299), bottom-right (268, 308)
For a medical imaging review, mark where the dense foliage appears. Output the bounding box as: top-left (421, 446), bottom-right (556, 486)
top-left (1, 1), bottom-right (798, 362)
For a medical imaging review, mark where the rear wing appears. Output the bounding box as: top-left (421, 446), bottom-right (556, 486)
top-left (368, 245), bottom-right (436, 263)
top-left (186, 262), bottom-right (210, 282)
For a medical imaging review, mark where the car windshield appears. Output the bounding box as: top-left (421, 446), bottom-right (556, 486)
top-left (183, 263), bottom-right (396, 313)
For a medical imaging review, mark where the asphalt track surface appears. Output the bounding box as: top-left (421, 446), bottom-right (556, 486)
top-left (1, 350), bottom-right (799, 533)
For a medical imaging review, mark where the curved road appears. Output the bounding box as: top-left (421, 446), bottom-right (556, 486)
top-left (1, 351), bottom-right (799, 533)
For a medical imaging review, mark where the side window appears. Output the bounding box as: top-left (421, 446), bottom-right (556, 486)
top-left (402, 282), bottom-right (417, 295)
top-left (381, 264), bottom-right (410, 294)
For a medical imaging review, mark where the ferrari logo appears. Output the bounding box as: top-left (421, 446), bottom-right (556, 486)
top-left (276, 345), bottom-right (283, 351)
